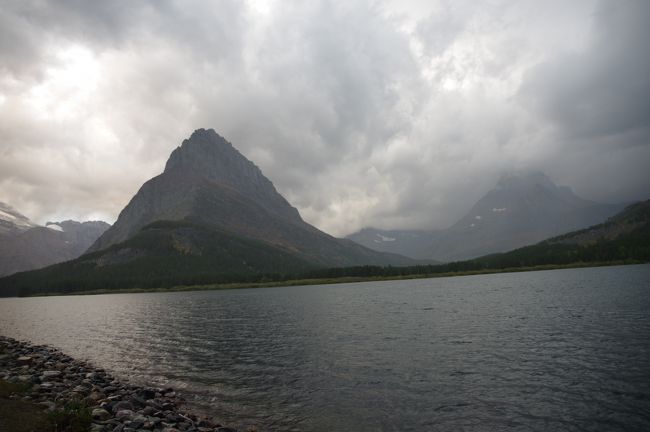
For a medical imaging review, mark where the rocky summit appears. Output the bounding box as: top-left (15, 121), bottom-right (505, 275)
top-left (0, 336), bottom-right (237, 432)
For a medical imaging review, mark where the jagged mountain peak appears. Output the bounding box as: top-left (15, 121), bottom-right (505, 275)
top-left (165, 129), bottom-right (238, 173)
top-left (87, 129), bottom-right (413, 268)
top-left (164, 128), bottom-right (262, 184)
top-left (496, 171), bottom-right (557, 191)
top-left (470, 172), bottom-right (594, 220)
top-left (88, 128), bottom-right (304, 252)
top-left (161, 128), bottom-right (297, 219)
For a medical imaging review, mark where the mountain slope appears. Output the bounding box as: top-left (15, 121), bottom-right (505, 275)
top-left (347, 172), bottom-right (625, 262)
top-left (89, 128), bottom-right (415, 267)
top-left (0, 220), bottom-right (317, 297)
top-left (289, 199), bottom-right (650, 281)
top-left (473, 199), bottom-right (650, 268)
top-left (347, 228), bottom-right (436, 260)
top-left (0, 202), bottom-right (110, 276)
top-left (1, 200), bottom-right (646, 297)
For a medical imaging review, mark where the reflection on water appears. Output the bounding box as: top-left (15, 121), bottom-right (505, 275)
top-left (1, 265), bottom-right (650, 431)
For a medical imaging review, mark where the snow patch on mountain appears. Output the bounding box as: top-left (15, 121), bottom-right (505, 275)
top-left (0, 210), bottom-right (16, 221)
top-left (0, 204), bottom-right (37, 229)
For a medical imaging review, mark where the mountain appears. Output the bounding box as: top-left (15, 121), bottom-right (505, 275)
top-left (347, 228), bottom-right (436, 261)
top-left (0, 220), bottom-right (317, 296)
top-left (0, 129), bottom-right (417, 295)
top-left (0, 202), bottom-right (38, 235)
top-left (347, 172), bottom-right (625, 262)
top-left (0, 202), bottom-right (110, 276)
top-left (1, 198), bottom-right (646, 297)
top-left (473, 199), bottom-right (650, 268)
top-left (302, 199), bottom-right (650, 281)
top-left (88, 128), bottom-right (415, 268)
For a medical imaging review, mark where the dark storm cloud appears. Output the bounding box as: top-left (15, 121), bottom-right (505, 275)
top-left (521, 0), bottom-right (650, 141)
top-left (0, 0), bottom-right (647, 236)
top-left (0, 0), bottom-right (142, 78)
top-left (518, 0), bottom-right (650, 204)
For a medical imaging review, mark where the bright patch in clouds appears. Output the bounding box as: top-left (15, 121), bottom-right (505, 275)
top-left (27, 45), bottom-right (100, 122)
top-left (248, 0), bottom-right (274, 15)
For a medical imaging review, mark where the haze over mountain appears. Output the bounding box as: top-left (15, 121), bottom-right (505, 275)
top-left (347, 172), bottom-right (624, 262)
top-left (0, 202), bottom-right (109, 276)
top-left (471, 199), bottom-right (650, 270)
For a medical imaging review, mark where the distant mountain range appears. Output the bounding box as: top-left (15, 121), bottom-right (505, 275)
top-left (305, 199), bottom-right (650, 281)
top-left (0, 129), bottom-right (643, 296)
top-left (2, 196), bottom-right (646, 297)
top-left (347, 172), bottom-right (625, 262)
top-left (0, 202), bottom-right (109, 276)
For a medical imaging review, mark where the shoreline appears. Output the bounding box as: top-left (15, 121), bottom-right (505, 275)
top-left (0, 336), bottom-right (240, 432)
top-left (14, 260), bottom-right (645, 298)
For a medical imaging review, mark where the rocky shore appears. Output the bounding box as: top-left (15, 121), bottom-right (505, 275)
top-left (0, 336), bottom-right (239, 432)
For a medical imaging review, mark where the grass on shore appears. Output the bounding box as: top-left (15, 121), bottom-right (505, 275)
top-left (0, 378), bottom-right (91, 432)
top-left (30, 260), bottom-right (642, 297)
top-left (0, 380), bottom-right (52, 432)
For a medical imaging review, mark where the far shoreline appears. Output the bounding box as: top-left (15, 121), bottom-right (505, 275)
top-left (8, 260), bottom-right (645, 299)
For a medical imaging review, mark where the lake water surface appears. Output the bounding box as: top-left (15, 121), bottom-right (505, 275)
top-left (1, 265), bottom-right (650, 431)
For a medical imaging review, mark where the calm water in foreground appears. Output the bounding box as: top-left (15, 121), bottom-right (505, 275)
top-left (1, 265), bottom-right (650, 431)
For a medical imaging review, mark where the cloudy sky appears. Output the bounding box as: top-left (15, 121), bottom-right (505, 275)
top-left (1, 0), bottom-right (648, 236)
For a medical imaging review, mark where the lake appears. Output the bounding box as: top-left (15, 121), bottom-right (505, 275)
top-left (1, 264), bottom-right (649, 431)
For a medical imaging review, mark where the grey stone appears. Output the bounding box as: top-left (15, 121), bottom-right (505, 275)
top-left (116, 409), bottom-right (135, 418)
top-left (37, 400), bottom-right (56, 411)
top-left (113, 400), bottom-right (134, 412)
top-left (92, 408), bottom-right (112, 421)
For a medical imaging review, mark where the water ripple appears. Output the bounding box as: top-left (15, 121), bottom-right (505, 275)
top-left (1, 264), bottom-right (650, 431)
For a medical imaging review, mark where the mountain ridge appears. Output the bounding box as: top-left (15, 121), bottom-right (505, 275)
top-left (2, 199), bottom-right (646, 297)
top-left (0, 203), bottom-right (110, 276)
